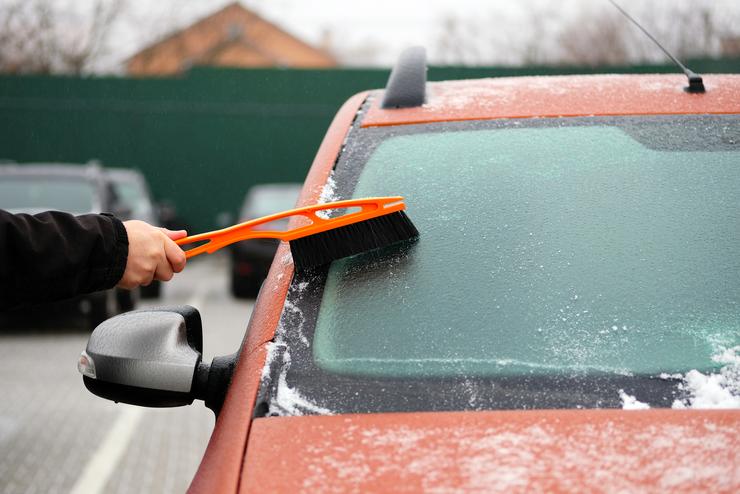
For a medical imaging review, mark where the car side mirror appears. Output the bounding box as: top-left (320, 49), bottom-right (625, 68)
top-left (78, 306), bottom-right (237, 414)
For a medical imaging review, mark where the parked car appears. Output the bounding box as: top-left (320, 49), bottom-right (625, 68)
top-left (231, 183), bottom-right (302, 298)
top-left (80, 50), bottom-right (740, 492)
top-left (105, 168), bottom-right (158, 225)
top-left (0, 163), bottom-right (136, 328)
top-left (105, 167), bottom-right (162, 298)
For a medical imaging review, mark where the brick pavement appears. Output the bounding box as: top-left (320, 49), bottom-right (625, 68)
top-left (0, 255), bottom-right (252, 494)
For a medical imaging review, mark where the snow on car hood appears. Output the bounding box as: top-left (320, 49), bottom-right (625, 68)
top-left (242, 409), bottom-right (739, 493)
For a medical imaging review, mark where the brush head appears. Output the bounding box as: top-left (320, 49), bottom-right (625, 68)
top-left (289, 210), bottom-right (419, 269)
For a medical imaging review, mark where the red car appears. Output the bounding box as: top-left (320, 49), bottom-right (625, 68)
top-left (81, 50), bottom-right (740, 493)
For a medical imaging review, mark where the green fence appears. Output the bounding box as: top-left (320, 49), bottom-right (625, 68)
top-left (1, 57), bottom-right (738, 231)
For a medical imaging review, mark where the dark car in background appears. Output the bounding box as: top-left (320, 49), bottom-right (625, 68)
top-left (0, 163), bottom-right (136, 328)
top-left (230, 183), bottom-right (301, 298)
top-left (105, 168), bottom-right (158, 225)
top-left (105, 167), bottom-right (162, 298)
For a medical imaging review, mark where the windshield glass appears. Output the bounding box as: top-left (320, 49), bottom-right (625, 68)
top-left (312, 124), bottom-right (740, 379)
top-left (0, 177), bottom-right (97, 214)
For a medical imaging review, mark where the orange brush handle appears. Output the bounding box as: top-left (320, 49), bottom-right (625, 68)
top-left (176, 196), bottom-right (406, 259)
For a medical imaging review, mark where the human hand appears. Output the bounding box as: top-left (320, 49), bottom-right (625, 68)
top-left (118, 220), bottom-right (187, 289)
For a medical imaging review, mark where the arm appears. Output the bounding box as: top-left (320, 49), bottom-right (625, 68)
top-left (0, 211), bottom-right (186, 310)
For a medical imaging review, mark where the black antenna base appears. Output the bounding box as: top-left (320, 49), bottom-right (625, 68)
top-left (608, 0), bottom-right (707, 94)
top-left (685, 71), bottom-right (706, 93)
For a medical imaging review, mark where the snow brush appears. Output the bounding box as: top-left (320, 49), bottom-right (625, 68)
top-left (175, 196), bottom-right (418, 269)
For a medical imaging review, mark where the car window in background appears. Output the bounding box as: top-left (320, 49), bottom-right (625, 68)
top-left (0, 178), bottom-right (96, 214)
top-left (230, 183), bottom-right (303, 299)
top-left (111, 180), bottom-right (154, 219)
top-left (313, 120), bottom-right (740, 380)
top-left (242, 184), bottom-right (302, 219)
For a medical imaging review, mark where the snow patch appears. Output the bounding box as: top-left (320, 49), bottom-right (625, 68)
top-left (259, 274), bottom-right (334, 416)
top-left (618, 389), bottom-right (650, 410)
top-left (282, 298), bottom-right (309, 347)
top-left (659, 372), bottom-right (683, 380)
top-left (712, 345), bottom-right (739, 365)
top-left (671, 345), bottom-right (740, 409)
top-left (299, 417), bottom-right (737, 493)
top-left (316, 171), bottom-right (339, 219)
top-left (269, 350), bottom-right (333, 416)
top-left (260, 341), bottom-right (282, 381)
top-left (673, 369), bottom-right (740, 409)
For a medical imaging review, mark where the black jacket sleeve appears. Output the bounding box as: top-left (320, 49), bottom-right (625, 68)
top-left (0, 210), bottom-right (129, 310)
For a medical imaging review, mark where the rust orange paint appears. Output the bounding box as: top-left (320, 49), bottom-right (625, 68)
top-left (363, 74), bottom-right (740, 127)
top-left (242, 409), bottom-right (740, 493)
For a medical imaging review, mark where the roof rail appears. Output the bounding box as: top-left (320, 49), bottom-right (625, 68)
top-left (381, 46), bottom-right (427, 109)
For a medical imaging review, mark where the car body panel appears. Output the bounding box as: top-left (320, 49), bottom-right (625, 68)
top-left (242, 409), bottom-right (739, 493)
top-left (363, 74), bottom-right (740, 128)
top-left (188, 344), bottom-right (269, 493)
top-left (189, 76), bottom-right (740, 492)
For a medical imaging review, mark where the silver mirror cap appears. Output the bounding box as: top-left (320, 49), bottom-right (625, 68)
top-left (82, 310), bottom-right (200, 393)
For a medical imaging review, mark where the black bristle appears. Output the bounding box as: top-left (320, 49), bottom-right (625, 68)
top-left (290, 211), bottom-right (419, 269)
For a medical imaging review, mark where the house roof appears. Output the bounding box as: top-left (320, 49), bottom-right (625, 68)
top-left (126, 2), bottom-right (335, 72)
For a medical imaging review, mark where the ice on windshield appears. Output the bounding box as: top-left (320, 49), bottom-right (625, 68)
top-left (263, 276), bottom-right (334, 416)
top-left (312, 125), bottom-right (740, 381)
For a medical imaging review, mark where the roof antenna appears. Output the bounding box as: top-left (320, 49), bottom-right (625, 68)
top-left (608, 0), bottom-right (705, 93)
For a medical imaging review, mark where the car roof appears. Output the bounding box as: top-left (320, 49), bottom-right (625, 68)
top-left (247, 183), bottom-right (303, 195)
top-left (0, 163), bottom-right (104, 179)
top-left (363, 74), bottom-right (740, 127)
top-left (105, 167), bottom-right (145, 182)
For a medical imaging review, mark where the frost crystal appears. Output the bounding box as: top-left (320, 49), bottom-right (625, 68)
top-left (259, 273), bottom-right (334, 416)
top-left (316, 171), bottom-right (339, 219)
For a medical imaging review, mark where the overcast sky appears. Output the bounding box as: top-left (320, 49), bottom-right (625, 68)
top-left (121, 0), bottom-right (740, 67)
top-left (15, 0), bottom-right (740, 72)
top-left (113, 0), bottom-right (547, 66)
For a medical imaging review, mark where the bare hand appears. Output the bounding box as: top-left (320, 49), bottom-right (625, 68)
top-left (118, 220), bottom-right (187, 289)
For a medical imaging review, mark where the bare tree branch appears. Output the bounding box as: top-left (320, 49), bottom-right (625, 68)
top-left (0, 0), bottom-right (127, 75)
top-left (558, 7), bottom-right (631, 66)
top-left (430, 0), bottom-right (736, 67)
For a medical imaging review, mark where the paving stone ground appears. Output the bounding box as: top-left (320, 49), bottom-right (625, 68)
top-left (0, 255), bottom-right (252, 494)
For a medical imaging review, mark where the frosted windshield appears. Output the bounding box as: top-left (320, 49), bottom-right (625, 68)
top-left (313, 125), bottom-right (740, 378)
